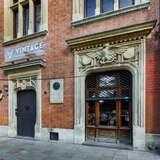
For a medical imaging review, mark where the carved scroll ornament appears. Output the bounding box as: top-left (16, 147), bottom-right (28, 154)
top-left (13, 76), bottom-right (37, 91)
top-left (78, 45), bottom-right (138, 72)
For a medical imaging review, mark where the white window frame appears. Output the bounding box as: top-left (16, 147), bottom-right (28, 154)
top-left (72, 0), bottom-right (150, 22)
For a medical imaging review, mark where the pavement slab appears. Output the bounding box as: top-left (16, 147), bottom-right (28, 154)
top-left (0, 137), bottom-right (159, 160)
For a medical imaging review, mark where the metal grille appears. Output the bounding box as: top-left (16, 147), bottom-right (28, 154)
top-left (86, 70), bottom-right (132, 100)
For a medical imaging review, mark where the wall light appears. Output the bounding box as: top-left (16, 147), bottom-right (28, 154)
top-left (0, 90), bottom-right (4, 101)
top-left (3, 85), bottom-right (8, 92)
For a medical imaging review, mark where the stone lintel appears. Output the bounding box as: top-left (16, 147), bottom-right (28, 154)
top-left (66, 20), bottom-right (156, 51)
top-left (0, 59), bottom-right (46, 74)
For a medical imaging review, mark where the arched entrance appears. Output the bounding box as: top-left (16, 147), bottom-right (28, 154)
top-left (85, 70), bottom-right (132, 144)
top-left (16, 90), bottom-right (36, 138)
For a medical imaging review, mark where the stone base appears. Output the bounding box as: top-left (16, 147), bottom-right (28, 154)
top-left (0, 126), bottom-right (8, 137)
top-left (133, 126), bottom-right (145, 150)
top-left (35, 128), bottom-right (74, 143)
top-left (146, 133), bottom-right (160, 152)
top-left (2, 125), bottom-right (158, 152)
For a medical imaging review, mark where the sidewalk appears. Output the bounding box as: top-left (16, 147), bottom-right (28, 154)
top-left (0, 137), bottom-right (159, 160)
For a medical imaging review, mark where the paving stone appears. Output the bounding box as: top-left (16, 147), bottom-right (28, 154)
top-left (0, 137), bottom-right (159, 160)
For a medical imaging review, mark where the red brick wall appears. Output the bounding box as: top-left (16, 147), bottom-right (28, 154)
top-left (0, 0), bottom-right (160, 134)
top-left (146, 37), bottom-right (160, 133)
top-left (0, 0), bottom-right (8, 125)
top-left (42, 0), bottom-right (160, 132)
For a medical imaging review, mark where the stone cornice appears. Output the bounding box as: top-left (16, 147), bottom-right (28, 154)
top-left (0, 59), bottom-right (46, 74)
top-left (66, 20), bottom-right (156, 51)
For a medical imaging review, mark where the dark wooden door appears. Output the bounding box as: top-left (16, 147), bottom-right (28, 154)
top-left (16, 90), bottom-right (36, 138)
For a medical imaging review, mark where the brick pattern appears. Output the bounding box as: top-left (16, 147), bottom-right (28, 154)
top-left (0, 0), bottom-right (159, 133)
top-left (0, 0), bottom-right (8, 125)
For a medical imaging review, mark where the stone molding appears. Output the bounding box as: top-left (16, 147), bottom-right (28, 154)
top-left (0, 59), bottom-right (46, 75)
top-left (78, 44), bottom-right (139, 72)
top-left (67, 20), bottom-right (156, 51)
top-left (13, 76), bottom-right (37, 91)
top-left (72, 39), bottom-right (146, 149)
top-left (8, 70), bottom-right (42, 140)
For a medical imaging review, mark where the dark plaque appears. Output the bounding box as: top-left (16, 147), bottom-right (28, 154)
top-left (53, 82), bottom-right (60, 90)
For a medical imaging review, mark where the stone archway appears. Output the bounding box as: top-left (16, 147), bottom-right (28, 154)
top-left (85, 70), bottom-right (133, 145)
top-left (73, 40), bottom-right (146, 149)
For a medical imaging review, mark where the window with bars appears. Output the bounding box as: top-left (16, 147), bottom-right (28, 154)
top-left (86, 71), bottom-right (132, 100)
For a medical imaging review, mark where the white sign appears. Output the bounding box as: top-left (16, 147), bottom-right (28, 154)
top-left (50, 79), bottom-right (64, 104)
top-left (4, 40), bottom-right (46, 62)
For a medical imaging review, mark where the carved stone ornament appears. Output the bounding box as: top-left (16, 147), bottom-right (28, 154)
top-left (78, 44), bottom-right (139, 72)
top-left (13, 76), bottom-right (37, 91)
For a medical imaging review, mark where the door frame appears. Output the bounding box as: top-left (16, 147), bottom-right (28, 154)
top-left (85, 70), bottom-right (133, 144)
top-left (73, 40), bottom-right (146, 149)
top-left (8, 70), bottom-right (42, 139)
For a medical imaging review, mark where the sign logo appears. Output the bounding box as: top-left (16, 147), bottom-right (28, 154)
top-left (4, 40), bottom-right (46, 62)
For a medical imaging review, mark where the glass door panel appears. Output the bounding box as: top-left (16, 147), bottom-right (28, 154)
top-left (99, 100), bottom-right (116, 127)
top-left (86, 101), bottom-right (96, 126)
top-left (120, 100), bottom-right (131, 127)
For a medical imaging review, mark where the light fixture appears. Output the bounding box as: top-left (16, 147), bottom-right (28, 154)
top-left (3, 85), bottom-right (8, 92)
top-left (0, 90), bottom-right (4, 101)
top-left (99, 100), bottom-right (104, 104)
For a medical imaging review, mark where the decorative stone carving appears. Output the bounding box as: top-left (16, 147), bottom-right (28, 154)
top-left (13, 76), bottom-right (37, 91)
top-left (78, 44), bottom-right (139, 72)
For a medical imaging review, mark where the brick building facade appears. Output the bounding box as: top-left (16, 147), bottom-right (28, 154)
top-left (0, 0), bottom-right (159, 150)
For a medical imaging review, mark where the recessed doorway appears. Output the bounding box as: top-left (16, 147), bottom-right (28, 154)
top-left (16, 90), bottom-right (36, 138)
top-left (85, 70), bottom-right (132, 145)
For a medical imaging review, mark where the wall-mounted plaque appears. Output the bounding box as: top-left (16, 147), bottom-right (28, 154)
top-left (50, 79), bottom-right (64, 104)
top-left (4, 40), bottom-right (46, 62)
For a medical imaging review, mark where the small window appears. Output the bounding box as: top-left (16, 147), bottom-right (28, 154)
top-left (119, 0), bottom-right (134, 9)
top-left (101, 0), bottom-right (114, 13)
top-left (34, 0), bottom-right (41, 32)
top-left (85, 0), bottom-right (96, 17)
top-left (23, 4), bottom-right (29, 36)
top-left (13, 8), bottom-right (19, 38)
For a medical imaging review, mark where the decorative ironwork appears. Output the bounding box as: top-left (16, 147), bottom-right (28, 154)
top-left (86, 70), bottom-right (132, 100)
